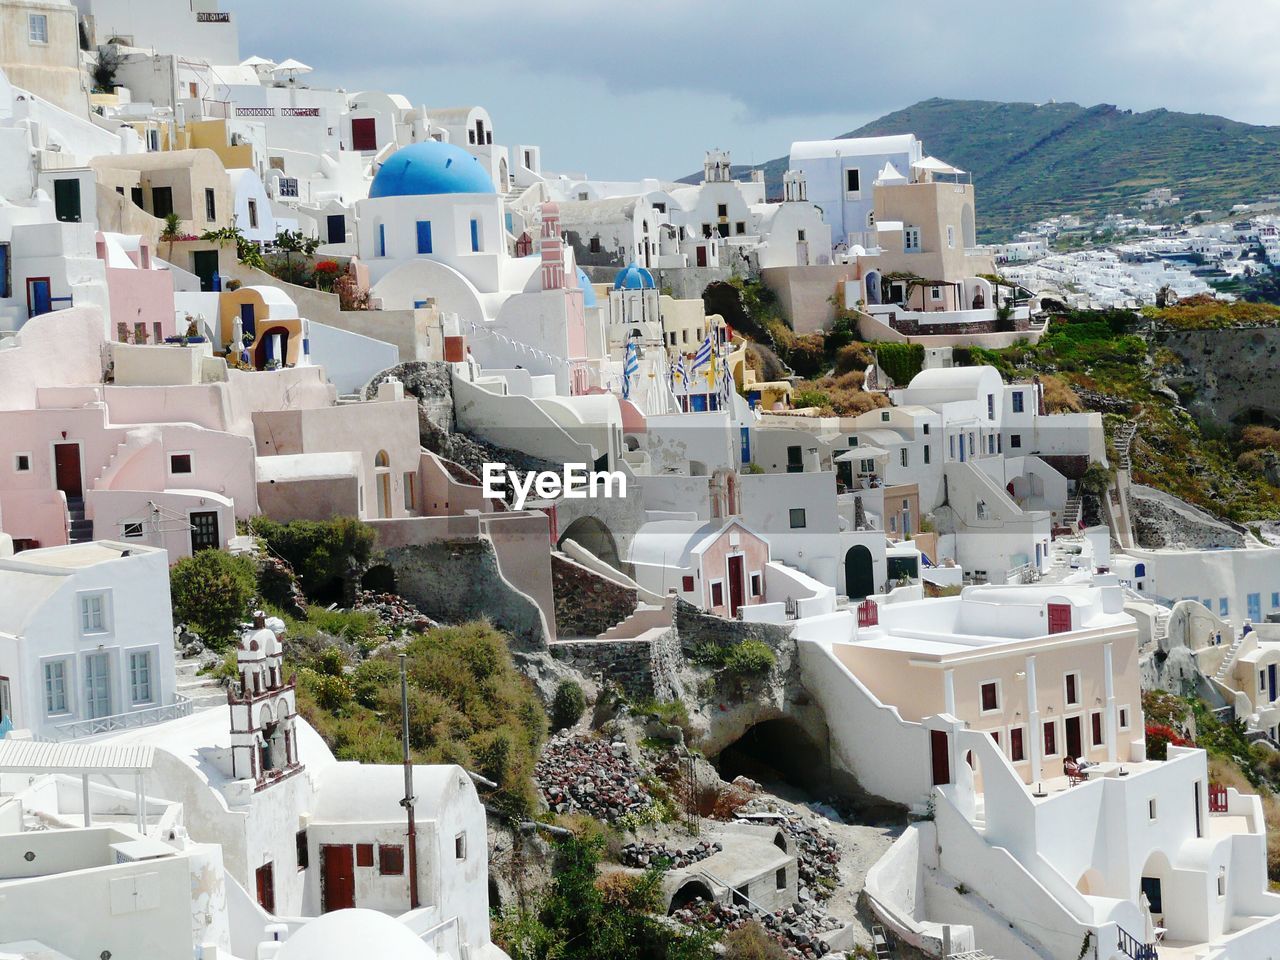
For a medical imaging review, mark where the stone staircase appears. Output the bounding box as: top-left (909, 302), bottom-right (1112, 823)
top-left (1115, 419), bottom-right (1140, 471)
top-left (1154, 607), bottom-right (1171, 643)
top-left (1062, 496), bottom-right (1083, 528)
top-left (66, 498), bottom-right (93, 544)
top-left (1215, 633), bottom-right (1247, 682)
top-left (595, 600), bottom-right (672, 642)
top-left (175, 658), bottom-right (228, 711)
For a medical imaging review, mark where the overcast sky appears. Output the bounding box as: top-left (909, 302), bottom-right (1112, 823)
top-left (226, 0), bottom-right (1280, 180)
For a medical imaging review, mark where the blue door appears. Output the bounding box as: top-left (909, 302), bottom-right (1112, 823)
top-left (1269, 664), bottom-right (1276, 703)
top-left (1248, 593), bottom-right (1262, 623)
top-left (240, 302), bottom-right (256, 336)
top-left (740, 427), bottom-right (751, 465)
top-left (27, 278), bottom-right (52, 317)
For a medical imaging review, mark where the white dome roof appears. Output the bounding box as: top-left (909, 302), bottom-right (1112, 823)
top-left (278, 909), bottom-right (437, 960)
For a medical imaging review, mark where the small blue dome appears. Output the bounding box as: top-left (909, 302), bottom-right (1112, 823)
top-left (614, 262), bottom-right (655, 290)
top-left (577, 268), bottom-right (597, 307)
top-left (369, 141), bottom-right (495, 198)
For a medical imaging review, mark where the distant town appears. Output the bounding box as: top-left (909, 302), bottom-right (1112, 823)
top-left (2, 4), bottom-right (1280, 960)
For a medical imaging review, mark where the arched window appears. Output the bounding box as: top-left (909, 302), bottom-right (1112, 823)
top-left (375, 450), bottom-right (392, 518)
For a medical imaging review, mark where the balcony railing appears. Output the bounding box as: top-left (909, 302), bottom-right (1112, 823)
top-left (53, 695), bottom-right (193, 740)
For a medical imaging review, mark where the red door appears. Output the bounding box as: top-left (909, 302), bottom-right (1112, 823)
top-left (1047, 602), bottom-right (1072, 634)
top-left (255, 862), bottom-right (275, 914)
top-left (351, 118), bottom-right (377, 151)
top-left (727, 555), bottom-right (745, 617)
top-left (321, 844), bottom-right (355, 912)
top-left (1064, 716), bottom-right (1083, 761)
top-left (930, 729), bottom-right (951, 786)
top-left (53, 443), bottom-right (82, 498)
top-left (696, 246), bottom-right (708, 267)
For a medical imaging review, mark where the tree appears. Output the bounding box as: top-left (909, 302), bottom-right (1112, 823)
top-left (272, 228), bottom-right (321, 284)
top-left (551, 679), bottom-right (586, 731)
top-left (161, 212), bottom-right (183, 262)
top-left (249, 516), bottom-right (376, 603)
top-left (170, 550), bottom-right (257, 647)
top-left (202, 224), bottom-right (265, 271)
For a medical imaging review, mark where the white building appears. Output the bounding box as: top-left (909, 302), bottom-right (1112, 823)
top-left (0, 540), bottom-right (178, 739)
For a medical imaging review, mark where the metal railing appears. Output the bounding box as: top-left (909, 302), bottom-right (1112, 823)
top-left (53, 694), bottom-right (193, 740)
top-left (1117, 924), bottom-right (1158, 960)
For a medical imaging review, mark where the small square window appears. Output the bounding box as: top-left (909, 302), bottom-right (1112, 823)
top-left (750, 573), bottom-right (762, 597)
top-left (717, 203), bottom-right (728, 218)
top-left (356, 843), bottom-right (374, 867)
top-left (789, 508), bottom-right (806, 529)
top-left (170, 453), bottom-right (192, 474)
top-left (682, 575), bottom-right (694, 592)
top-left (922, 423), bottom-right (930, 435)
top-left (29, 13), bottom-right (49, 43)
top-left (296, 830), bottom-right (309, 870)
top-left (455, 832), bottom-right (467, 860)
top-left (1010, 434), bottom-right (1022, 449)
top-left (776, 867), bottom-right (787, 890)
top-left (1118, 706), bottom-right (1131, 730)
top-left (710, 581), bottom-right (724, 607)
top-left (797, 229), bottom-right (806, 242)
top-left (845, 168), bottom-right (860, 193)
top-left (122, 521), bottom-right (144, 538)
top-left (80, 594), bottom-right (106, 633)
top-left (735, 221), bottom-right (746, 235)
top-left (14, 454), bottom-right (30, 472)
top-left (881, 411), bottom-right (891, 422)
top-left (980, 681), bottom-right (999, 713)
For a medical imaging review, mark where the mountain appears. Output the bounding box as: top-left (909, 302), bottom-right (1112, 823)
top-left (680, 98), bottom-right (1280, 239)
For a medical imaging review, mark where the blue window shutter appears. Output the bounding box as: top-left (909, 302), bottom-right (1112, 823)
top-left (377, 223), bottom-right (386, 257)
top-left (416, 220), bottom-right (432, 254)
top-left (470, 219), bottom-right (480, 252)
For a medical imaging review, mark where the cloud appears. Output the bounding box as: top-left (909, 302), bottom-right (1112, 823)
top-left (224, 0), bottom-right (1280, 178)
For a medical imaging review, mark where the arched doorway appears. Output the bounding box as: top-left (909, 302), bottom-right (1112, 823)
top-left (1139, 850), bottom-right (1172, 924)
top-left (713, 717), bottom-right (827, 793)
top-left (557, 516), bottom-right (621, 570)
top-left (254, 325), bottom-right (291, 369)
top-left (361, 563), bottom-right (398, 593)
top-left (374, 450), bottom-right (391, 518)
top-left (845, 544), bottom-right (875, 599)
top-left (668, 879), bottom-right (714, 914)
top-left (864, 270), bottom-right (882, 305)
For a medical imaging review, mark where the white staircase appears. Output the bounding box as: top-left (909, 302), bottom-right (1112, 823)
top-left (1062, 496), bottom-right (1083, 528)
top-left (1154, 607), bottom-right (1171, 643)
top-left (1215, 634), bottom-right (1247, 681)
top-left (175, 658), bottom-right (228, 710)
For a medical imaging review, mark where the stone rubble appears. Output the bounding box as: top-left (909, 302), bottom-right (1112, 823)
top-left (619, 839), bottom-right (722, 870)
top-left (535, 733), bottom-right (651, 820)
top-left (671, 897), bottom-right (842, 959)
top-left (354, 590), bottom-right (438, 634)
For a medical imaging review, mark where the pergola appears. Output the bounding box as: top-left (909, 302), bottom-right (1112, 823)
top-left (0, 739), bottom-right (155, 832)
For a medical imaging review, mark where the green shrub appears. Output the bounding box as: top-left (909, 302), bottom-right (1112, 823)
top-left (250, 516), bottom-right (376, 602)
top-left (873, 342), bottom-right (924, 386)
top-left (170, 550), bottom-right (256, 647)
top-left (721, 640), bottom-right (776, 675)
top-left (792, 389), bottom-right (830, 410)
top-left (552, 679), bottom-right (587, 730)
top-left (722, 921), bottom-right (789, 960)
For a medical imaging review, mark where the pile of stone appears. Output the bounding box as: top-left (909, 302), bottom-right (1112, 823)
top-left (670, 897), bottom-right (840, 959)
top-left (619, 839), bottom-right (721, 870)
top-left (354, 591), bottom-right (437, 634)
top-left (535, 734), bottom-right (650, 820)
top-left (737, 800), bottom-right (842, 900)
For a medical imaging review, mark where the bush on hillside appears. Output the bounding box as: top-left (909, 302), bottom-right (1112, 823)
top-left (170, 550), bottom-right (256, 647)
top-left (872, 342), bottom-right (924, 386)
top-left (250, 516), bottom-right (376, 603)
top-left (552, 679), bottom-right (587, 731)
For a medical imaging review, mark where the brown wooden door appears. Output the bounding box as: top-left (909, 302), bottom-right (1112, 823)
top-left (727, 554), bottom-right (745, 617)
top-left (53, 443), bottom-right (82, 498)
top-left (351, 117), bottom-right (377, 151)
top-left (321, 844), bottom-right (355, 912)
top-left (696, 246), bottom-right (708, 267)
top-left (255, 862), bottom-right (275, 914)
top-left (1065, 716), bottom-right (1083, 761)
top-left (930, 729), bottom-right (951, 786)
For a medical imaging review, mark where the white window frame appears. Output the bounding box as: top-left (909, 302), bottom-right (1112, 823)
top-left (455, 831), bottom-right (467, 860)
top-left (947, 225), bottom-right (956, 249)
top-left (168, 450), bottom-right (195, 476)
top-left (750, 572), bottom-right (762, 597)
top-left (979, 678), bottom-right (1002, 715)
top-left (1063, 670), bottom-right (1082, 707)
top-left (903, 226), bottom-right (921, 252)
top-left (1118, 704), bottom-right (1131, 731)
top-left (899, 447), bottom-right (909, 468)
top-left (121, 520), bottom-right (145, 539)
top-left (127, 648), bottom-right (156, 706)
top-left (79, 591), bottom-right (109, 635)
top-left (29, 13), bottom-right (49, 44)
top-left (43, 658), bottom-right (71, 715)
top-left (14, 452), bottom-right (32, 473)
top-left (1089, 708), bottom-right (1105, 748)
top-left (709, 579), bottom-right (725, 608)
top-left (1148, 797), bottom-right (1158, 821)
top-left (1042, 718), bottom-right (1061, 759)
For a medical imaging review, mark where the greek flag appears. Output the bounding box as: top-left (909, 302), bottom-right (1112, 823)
top-left (622, 341), bottom-right (639, 401)
top-left (691, 336), bottom-right (713, 372)
top-left (677, 354), bottom-right (689, 392)
top-left (720, 346), bottom-right (734, 410)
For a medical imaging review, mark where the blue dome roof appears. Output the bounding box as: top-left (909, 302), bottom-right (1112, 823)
top-left (369, 141), bottom-right (495, 199)
top-left (577, 268), bottom-right (597, 307)
top-left (614, 262), bottom-right (655, 290)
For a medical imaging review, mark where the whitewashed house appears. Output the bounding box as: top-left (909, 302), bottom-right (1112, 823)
top-left (0, 540), bottom-right (178, 739)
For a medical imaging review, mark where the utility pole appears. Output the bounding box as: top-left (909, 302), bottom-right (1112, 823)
top-left (399, 653), bottom-right (420, 909)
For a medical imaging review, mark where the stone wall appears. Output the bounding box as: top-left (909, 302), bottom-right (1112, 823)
top-left (549, 634), bottom-right (670, 699)
top-left (1038, 454), bottom-right (1089, 481)
top-left (380, 538), bottom-right (547, 648)
top-left (1130, 484), bottom-right (1246, 550)
top-left (1158, 325), bottom-right (1280, 427)
top-left (674, 598), bottom-right (794, 657)
top-left (550, 552), bottom-right (638, 639)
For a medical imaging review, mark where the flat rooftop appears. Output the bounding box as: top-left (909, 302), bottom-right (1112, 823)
top-left (0, 540), bottom-right (162, 571)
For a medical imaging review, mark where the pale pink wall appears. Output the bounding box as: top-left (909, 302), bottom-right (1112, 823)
top-left (0, 489), bottom-right (69, 548)
top-left (618, 398), bottom-right (647, 435)
top-left (99, 425), bottom-right (258, 518)
top-left (257, 475), bottom-right (360, 523)
top-left (564, 289), bottom-right (587, 359)
top-left (103, 384), bottom-right (235, 434)
top-left (418, 451), bottom-right (495, 517)
top-left (0, 308), bottom-right (106, 411)
top-left (699, 523), bottom-right (770, 616)
top-left (105, 263), bottom-right (177, 342)
top-left (0, 407), bottom-right (128, 499)
top-left (87, 489), bottom-right (235, 559)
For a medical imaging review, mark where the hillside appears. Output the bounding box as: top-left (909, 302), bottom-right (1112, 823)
top-left (683, 98), bottom-right (1280, 239)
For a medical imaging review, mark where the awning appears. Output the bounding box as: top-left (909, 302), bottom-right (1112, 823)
top-left (836, 446), bottom-right (889, 461)
top-left (912, 156), bottom-right (966, 176)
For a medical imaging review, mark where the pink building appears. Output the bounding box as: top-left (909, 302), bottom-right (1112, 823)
top-left (96, 232), bottom-right (178, 345)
